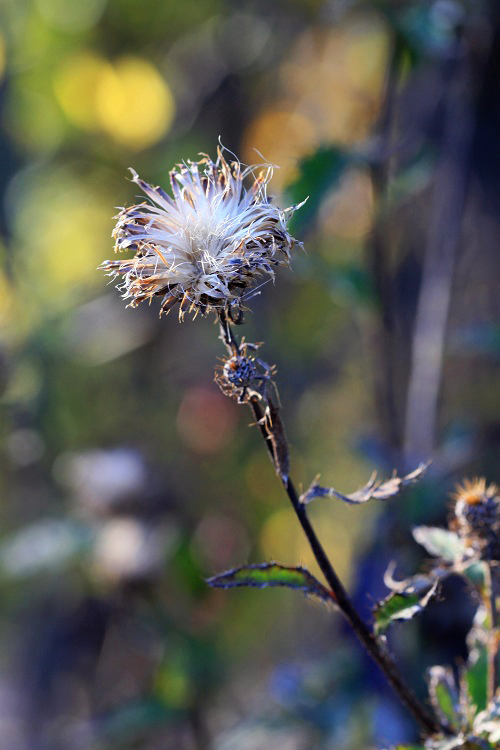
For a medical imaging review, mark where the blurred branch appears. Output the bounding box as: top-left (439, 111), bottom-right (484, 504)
top-left (403, 35), bottom-right (483, 461)
top-left (366, 38), bottom-right (406, 454)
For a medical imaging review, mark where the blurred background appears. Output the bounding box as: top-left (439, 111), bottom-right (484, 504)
top-left (0, 0), bottom-right (499, 748)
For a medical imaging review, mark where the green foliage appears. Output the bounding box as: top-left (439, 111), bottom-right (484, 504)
top-left (373, 576), bottom-right (439, 634)
top-left (412, 527), bottom-right (466, 563)
top-left (285, 146), bottom-right (350, 234)
top-left (427, 666), bottom-right (461, 731)
top-left (461, 562), bottom-right (488, 588)
top-left (96, 698), bottom-right (179, 746)
top-left (463, 640), bottom-right (489, 716)
top-left (206, 562), bottom-right (332, 603)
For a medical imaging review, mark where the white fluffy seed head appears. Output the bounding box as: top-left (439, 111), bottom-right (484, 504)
top-left (100, 148), bottom-right (304, 320)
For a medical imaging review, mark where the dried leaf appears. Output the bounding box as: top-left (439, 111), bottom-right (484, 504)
top-left (206, 562), bottom-right (333, 604)
top-left (383, 561), bottom-right (443, 593)
top-left (301, 463), bottom-right (428, 505)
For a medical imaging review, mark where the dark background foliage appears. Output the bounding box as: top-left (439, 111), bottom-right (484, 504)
top-left (0, 1), bottom-right (498, 748)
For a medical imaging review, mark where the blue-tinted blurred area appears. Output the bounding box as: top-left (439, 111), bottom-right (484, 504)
top-left (0, 1), bottom-right (499, 748)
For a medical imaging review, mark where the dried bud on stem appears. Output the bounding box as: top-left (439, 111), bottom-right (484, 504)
top-left (215, 341), bottom-right (275, 403)
top-left (453, 479), bottom-right (500, 563)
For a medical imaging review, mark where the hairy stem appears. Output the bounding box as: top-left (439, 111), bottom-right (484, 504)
top-left (217, 312), bottom-right (444, 737)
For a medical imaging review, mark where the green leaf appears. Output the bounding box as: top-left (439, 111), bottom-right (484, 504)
top-left (206, 563), bottom-right (332, 603)
top-left (413, 527), bottom-right (466, 562)
top-left (461, 561), bottom-right (488, 589)
top-left (330, 266), bottom-right (375, 307)
top-left (374, 575), bottom-right (439, 634)
top-left (462, 642), bottom-right (488, 715)
top-left (427, 665), bottom-right (462, 731)
top-left (285, 146), bottom-right (349, 234)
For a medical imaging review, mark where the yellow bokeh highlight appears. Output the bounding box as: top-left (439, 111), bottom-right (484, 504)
top-left (54, 52), bottom-right (112, 131)
top-left (319, 168), bottom-right (374, 240)
top-left (37, 199), bottom-right (109, 289)
top-left (282, 19), bottom-right (389, 144)
top-left (242, 109), bottom-right (317, 191)
top-left (95, 56), bottom-right (175, 150)
top-left (345, 22), bottom-right (390, 91)
top-left (243, 17), bottom-right (390, 183)
top-left (54, 53), bottom-right (175, 150)
top-left (13, 172), bottom-right (112, 313)
top-left (260, 505), bottom-right (353, 584)
top-left (0, 33), bottom-right (6, 82)
top-left (0, 267), bottom-right (13, 326)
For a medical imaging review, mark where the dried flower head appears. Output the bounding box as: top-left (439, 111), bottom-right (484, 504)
top-left (215, 341), bottom-right (275, 404)
top-left (100, 148), bottom-right (303, 320)
top-left (453, 478), bottom-right (500, 562)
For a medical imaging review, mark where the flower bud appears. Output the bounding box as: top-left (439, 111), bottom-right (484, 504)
top-left (453, 479), bottom-right (500, 562)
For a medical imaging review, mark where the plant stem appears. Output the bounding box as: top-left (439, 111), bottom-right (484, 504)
top-left (485, 565), bottom-right (499, 704)
top-left (254, 399), bottom-right (442, 737)
top-left (218, 312), bottom-right (444, 737)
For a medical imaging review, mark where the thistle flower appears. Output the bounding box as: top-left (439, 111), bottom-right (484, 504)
top-left (100, 148), bottom-right (303, 320)
top-left (453, 478), bottom-right (500, 562)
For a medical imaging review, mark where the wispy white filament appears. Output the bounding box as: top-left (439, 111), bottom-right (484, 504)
top-left (100, 148), bottom-right (303, 319)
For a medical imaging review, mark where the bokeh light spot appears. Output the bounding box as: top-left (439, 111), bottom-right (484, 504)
top-left (5, 89), bottom-right (64, 154)
top-left (242, 109), bottom-right (317, 191)
top-left (260, 506), bottom-right (352, 583)
top-left (0, 267), bottom-right (13, 325)
top-left (0, 33), bottom-right (6, 82)
top-left (177, 386), bottom-right (237, 455)
top-left (344, 19), bottom-right (390, 91)
top-left (34, 0), bottom-right (107, 32)
top-left (11, 170), bottom-right (113, 311)
top-left (319, 168), bottom-right (374, 240)
top-left (95, 56), bottom-right (175, 150)
top-left (54, 52), bottom-right (112, 131)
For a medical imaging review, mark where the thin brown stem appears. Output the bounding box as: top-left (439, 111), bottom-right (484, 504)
top-left (217, 313), bottom-right (445, 737)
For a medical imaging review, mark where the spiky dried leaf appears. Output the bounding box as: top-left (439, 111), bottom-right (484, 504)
top-left (300, 463), bottom-right (428, 505)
